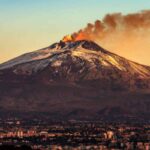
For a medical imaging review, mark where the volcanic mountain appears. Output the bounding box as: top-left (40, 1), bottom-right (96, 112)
top-left (0, 40), bottom-right (150, 121)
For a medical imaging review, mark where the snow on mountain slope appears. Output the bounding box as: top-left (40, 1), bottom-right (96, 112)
top-left (0, 40), bottom-right (150, 81)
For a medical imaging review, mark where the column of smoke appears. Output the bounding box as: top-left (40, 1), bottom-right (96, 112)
top-left (63, 10), bottom-right (150, 65)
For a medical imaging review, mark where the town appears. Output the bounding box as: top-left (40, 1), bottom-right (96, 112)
top-left (0, 118), bottom-right (149, 149)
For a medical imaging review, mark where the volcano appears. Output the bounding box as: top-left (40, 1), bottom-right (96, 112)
top-left (0, 40), bottom-right (150, 121)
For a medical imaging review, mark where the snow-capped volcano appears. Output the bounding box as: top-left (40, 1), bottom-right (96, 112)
top-left (0, 40), bottom-right (150, 89)
top-left (0, 40), bottom-right (150, 121)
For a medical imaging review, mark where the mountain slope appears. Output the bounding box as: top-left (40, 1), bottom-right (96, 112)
top-left (0, 40), bottom-right (150, 89)
top-left (0, 40), bottom-right (150, 121)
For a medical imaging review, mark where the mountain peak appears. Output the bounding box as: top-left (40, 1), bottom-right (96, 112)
top-left (0, 40), bottom-right (150, 85)
top-left (49, 40), bottom-right (107, 53)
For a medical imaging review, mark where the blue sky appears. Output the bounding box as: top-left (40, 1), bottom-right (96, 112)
top-left (0, 0), bottom-right (150, 63)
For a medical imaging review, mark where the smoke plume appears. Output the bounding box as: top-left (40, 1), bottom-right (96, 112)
top-left (63, 10), bottom-right (150, 65)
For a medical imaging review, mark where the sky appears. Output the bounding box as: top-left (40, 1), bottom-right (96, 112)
top-left (0, 0), bottom-right (150, 64)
